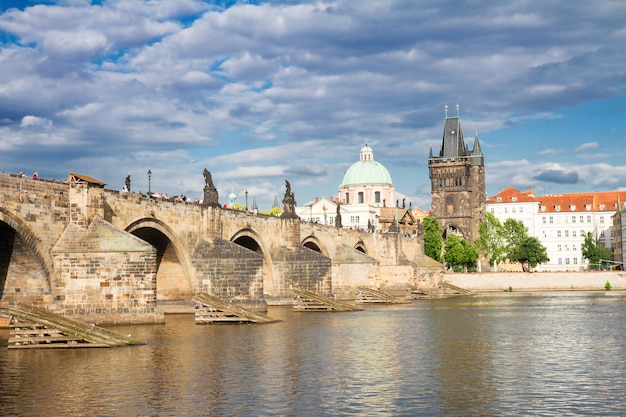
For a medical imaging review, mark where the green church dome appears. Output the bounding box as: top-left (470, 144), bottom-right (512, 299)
top-left (340, 144), bottom-right (393, 187)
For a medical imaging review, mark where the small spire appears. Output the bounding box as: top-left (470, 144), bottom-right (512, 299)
top-left (456, 104), bottom-right (460, 118)
top-left (444, 105), bottom-right (448, 118)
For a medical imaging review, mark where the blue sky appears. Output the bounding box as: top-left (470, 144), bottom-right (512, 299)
top-left (1, 0), bottom-right (625, 211)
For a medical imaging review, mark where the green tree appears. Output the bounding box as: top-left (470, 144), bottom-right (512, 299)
top-left (444, 234), bottom-right (478, 272)
top-left (261, 206), bottom-right (282, 217)
top-left (502, 218), bottom-right (528, 250)
top-left (423, 216), bottom-right (443, 263)
top-left (501, 218), bottom-right (549, 271)
top-left (514, 236), bottom-right (549, 272)
top-left (444, 234), bottom-right (465, 271)
top-left (475, 212), bottom-right (506, 270)
top-left (582, 232), bottom-right (612, 269)
top-left (462, 239), bottom-right (479, 272)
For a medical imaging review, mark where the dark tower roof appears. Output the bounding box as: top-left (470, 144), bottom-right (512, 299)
top-left (439, 117), bottom-right (467, 158)
top-left (471, 134), bottom-right (483, 156)
top-left (430, 112), bottom-right (484, 166)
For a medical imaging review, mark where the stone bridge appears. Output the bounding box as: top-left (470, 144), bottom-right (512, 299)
top-left (0, 172), bottom-right (442, 324)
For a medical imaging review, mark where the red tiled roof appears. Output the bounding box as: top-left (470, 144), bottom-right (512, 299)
top-left (486, 187), bottom-right (537, 203)
top-left (487, 187), bottom-right (626, 213)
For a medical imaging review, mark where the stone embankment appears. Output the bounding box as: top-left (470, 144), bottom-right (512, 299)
top-left (444, 271), bottom-right (626, 292)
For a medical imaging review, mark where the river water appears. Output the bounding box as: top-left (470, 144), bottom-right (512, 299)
top-left (1, 292), bottom-right (625, 416)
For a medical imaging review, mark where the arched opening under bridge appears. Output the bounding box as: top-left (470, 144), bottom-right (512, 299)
top-left (130, 225), bottom-right (191, 302)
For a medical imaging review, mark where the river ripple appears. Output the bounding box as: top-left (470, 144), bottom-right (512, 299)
top-left (1, 292), bottom-right (625, 416)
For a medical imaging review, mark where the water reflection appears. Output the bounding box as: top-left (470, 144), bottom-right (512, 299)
top-left (1, 293), bottom-right (626, 416)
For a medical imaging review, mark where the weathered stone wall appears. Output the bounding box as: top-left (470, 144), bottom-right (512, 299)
top-left (269, 245), bottom-right (332, 303)
top-left (191, 237), bottom-right (264, 304)
top-left (0, 173), bottom-right (70, 276)
top-left (0, 222), bottom-right (50, 305)
top-left (51, 219), bottom-right (163, 324)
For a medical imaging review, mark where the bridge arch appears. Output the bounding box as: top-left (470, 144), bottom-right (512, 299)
top-left (126, 218), bottom-right (193, 302)
top-left (230, 227), bottom-right (275, 294)
top-left (354, 240), bottom-right (368, 254)
top-left (443, 224), bottom-right (464, 240)
top-left (0, 209), bottom-right (51, 303)
top-left (301, 235), bottom-right (329, 257)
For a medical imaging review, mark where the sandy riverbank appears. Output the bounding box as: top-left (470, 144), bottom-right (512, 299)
top-left (444, 271), bottom-right (626, 292)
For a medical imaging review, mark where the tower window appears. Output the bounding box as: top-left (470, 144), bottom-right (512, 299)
top-left (358, 192), bottom-right (364, 204)
top-left (375, 191), bottom-right (381, 203)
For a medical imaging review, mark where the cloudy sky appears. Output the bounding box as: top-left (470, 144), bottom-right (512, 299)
top-left (1, 0), bottom-right (625, 211)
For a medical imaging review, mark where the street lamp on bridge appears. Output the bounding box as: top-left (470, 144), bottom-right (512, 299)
top-left (147, 169), bottom-right (152, 196)
top-left (245, 190), bottom-right (248, 211)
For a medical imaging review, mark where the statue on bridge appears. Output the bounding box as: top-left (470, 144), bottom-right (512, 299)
top-left (124, 174), bottom-right (131, 192)
top-left (202, 168), bottom-right (220, 208)
top-left (335, 202), bottom-right (342, 228)
top-left (280, 179), bottom-right (298, 219)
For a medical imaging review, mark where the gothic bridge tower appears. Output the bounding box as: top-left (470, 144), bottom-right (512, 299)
top-left (428, 105), bottom-right (485, 242)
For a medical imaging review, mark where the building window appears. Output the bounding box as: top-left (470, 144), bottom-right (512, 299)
top-left (497, 197), bottom-right (502, 202)
top-left (512, 197), bottom-right (517, 202)
top-left (587, 215), bottom-right (591, 223)
top-left (345, 193), bottom-right (349, 204)
top-left (600, 216), bottom-right (605, 224)
top-left (572, 216), bottom-right (576, 223)
top-left (573, 230), bottom-right (577, 238)
top-left (600, 204), bottom-right (605, 211)
top-left (565, 230), bottom-right (569, 238)
top-left (570, 205), bottom-right (576, 211)
top-left (558, 244), bottom-right (562, 251)
top-left (520, 207), bottom-right (523, 213)
top-left (558, 258), bottom-right (563, 264)
top-left (541, 206), bottom-right (546, 212)
top-left (375, 191), bottom-right (381, 203)
top-left (549, 216), bottom-right (554, 224)
top-left (504, 207), bottom-right (508, 213)
top-left (555, 205), bottom-right (561, 211)
top-left (542, 216), bottom-right (546, 224)
top-left (573, 258), bottom-right (578, 264)
top-left (565, 258), bottom-right (570, 265)
top-left (557, 230), bottom-right (562, 238)
top-left (580, 216), bottom-right (584, 223)
top-left (358, 192), bottom-right (364, 204)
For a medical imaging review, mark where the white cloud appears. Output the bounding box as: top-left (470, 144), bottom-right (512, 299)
top-left (20, 115), bottom-right (52, 129)
top-left (575, 142), bottom-right (599, 152)
top-left (0, 0), bottom-right (625, 209)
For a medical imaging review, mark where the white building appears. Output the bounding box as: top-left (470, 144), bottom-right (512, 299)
top-left (295, 143), bottom-right (401, 232)
top-left (487, 187), bottom-right (626, 271)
